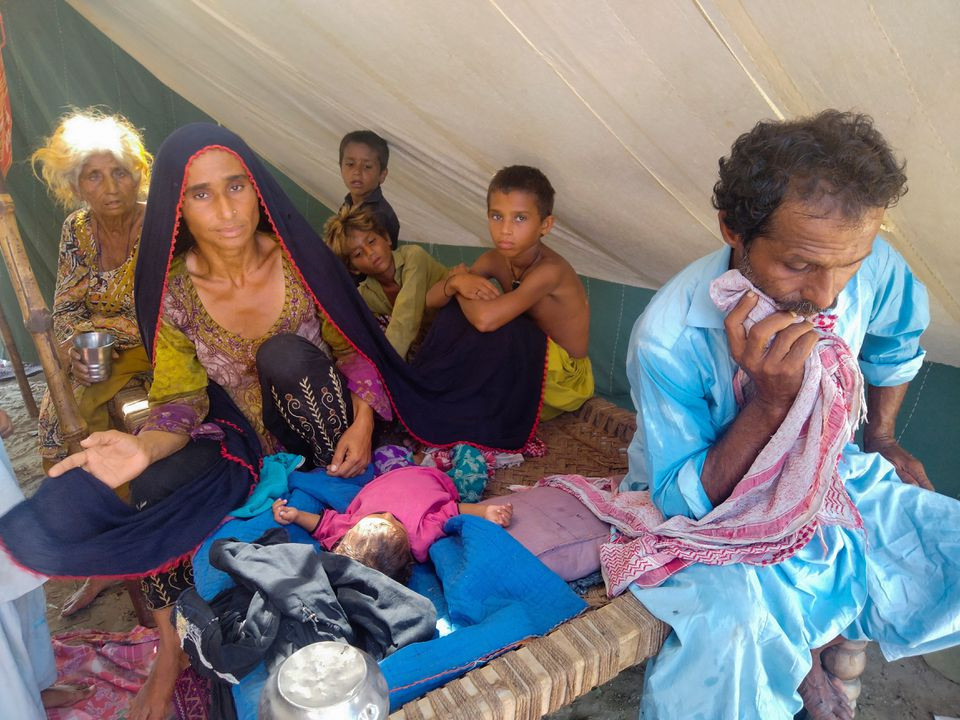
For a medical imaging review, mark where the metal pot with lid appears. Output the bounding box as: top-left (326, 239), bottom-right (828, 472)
top-left (258, 641), bottom-right (389, 720)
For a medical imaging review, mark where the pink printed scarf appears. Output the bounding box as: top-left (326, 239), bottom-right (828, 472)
top-left (542, 270), bottom-right (864, 596)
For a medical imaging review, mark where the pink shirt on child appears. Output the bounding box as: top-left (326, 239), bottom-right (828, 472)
top-left (312, 466), bottom-right (460, 563)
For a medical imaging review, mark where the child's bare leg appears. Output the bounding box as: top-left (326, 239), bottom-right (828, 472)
top-left (459, 502), bottom-right (513, 527)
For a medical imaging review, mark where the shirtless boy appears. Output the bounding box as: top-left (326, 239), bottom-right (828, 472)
top-left (426, 165), bottom-right (593, 418)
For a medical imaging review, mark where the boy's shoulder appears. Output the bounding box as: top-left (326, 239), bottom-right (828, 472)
top-left (397, 243), bottom-right (443, 270)
top-left (541, 243), bottom-right (575, 270)
top-left (538, 244), bottom-right (582, 288)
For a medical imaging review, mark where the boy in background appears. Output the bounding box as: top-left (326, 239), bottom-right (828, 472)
top-left (426, 165), bottom-right (593, 419)
top-left (339, 130), bottom-right (400, 248)
top-left (324, 204), bottom-right (448, 359)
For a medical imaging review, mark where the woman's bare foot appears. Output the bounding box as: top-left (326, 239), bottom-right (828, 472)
top-left (41, 683), bottom-right (94, 708)
top-left (483, 502), bottom-right (513, 527)
top-left (60, 576), bottom-right (117, 617)
top-left (799, 648), bottom-right (855, 720)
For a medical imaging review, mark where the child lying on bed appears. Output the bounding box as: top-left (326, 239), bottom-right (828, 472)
top-left (271, 465), bottom-right (512, 582)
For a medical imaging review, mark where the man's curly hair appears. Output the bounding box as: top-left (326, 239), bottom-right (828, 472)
top-left (712, 110), bottom-right (907, 245)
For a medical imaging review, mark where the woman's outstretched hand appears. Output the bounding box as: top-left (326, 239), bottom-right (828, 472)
top-left (47, 430), bottom-right (151, 488)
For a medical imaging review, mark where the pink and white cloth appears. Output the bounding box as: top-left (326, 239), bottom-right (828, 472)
top-left (541, 270), bottom-right (864, 596)
top-left (45, 625), bottom-right (207, 720)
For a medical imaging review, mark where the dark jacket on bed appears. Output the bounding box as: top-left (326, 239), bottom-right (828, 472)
top-left (175, 528), bottom-right (436, 717)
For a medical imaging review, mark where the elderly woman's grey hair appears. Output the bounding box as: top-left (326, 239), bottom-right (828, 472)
top-left (31, 108), bottom-right (152, 209)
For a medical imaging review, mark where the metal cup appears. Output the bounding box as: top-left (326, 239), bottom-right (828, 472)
top-left (72, 331), bottom-right (116, 383)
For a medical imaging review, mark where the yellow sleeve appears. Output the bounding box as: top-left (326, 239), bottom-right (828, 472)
top-left (384, 245), bottom-right (448, 358)
top-left (141, 319), bottom-right (209, 434)
top-left (321, 317), bottom-right (354, 359)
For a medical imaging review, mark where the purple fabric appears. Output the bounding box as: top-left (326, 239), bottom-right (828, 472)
top-left (482, 486), bottom-right (608, 581)
top-left (374, 444), bottom-right (414, 475)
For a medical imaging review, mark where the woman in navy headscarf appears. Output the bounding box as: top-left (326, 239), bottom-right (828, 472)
top-left (1, 124), bottom-right (546, 719)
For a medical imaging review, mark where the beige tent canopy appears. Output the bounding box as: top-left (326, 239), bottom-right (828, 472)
top-left (69, 0), bottom-right (960, 364)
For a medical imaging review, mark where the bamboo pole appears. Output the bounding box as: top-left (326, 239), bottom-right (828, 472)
top-left (0, 181), bottom-right (86, 452)
top-left (0, 299), bottom-right (38, 416)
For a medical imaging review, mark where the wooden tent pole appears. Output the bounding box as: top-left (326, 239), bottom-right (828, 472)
top-left (0, 181), bottom-right (87, 452)
top-left (0, 299), bottom-right (38, 416)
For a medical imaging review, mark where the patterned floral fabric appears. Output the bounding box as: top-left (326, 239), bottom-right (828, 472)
top-left (421, 444), bottom-right (491, 501)
top-left (51, 209), bottom-right (142, 347)
top-left (143, 249), bottom-right (389, 453)
top-left (141, 558), bottom-right (195, 610)
top-left (261, 345), bottom-right (354, 468)
top-left (49, 626), bottom-right (162, 720)
top-left (37, 209), bottom-right (149, 461)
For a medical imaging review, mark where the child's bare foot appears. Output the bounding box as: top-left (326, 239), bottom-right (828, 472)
top-left (61, 576), bottom-right (116, 617)
top-left (798, 649), bottom-right (854, 720)
top-left (41, 683), bottom-right (94, 708)
top-left (483, 502), bottom-right (513, 527)
top-left (128, 644), bottom-right (184, 720)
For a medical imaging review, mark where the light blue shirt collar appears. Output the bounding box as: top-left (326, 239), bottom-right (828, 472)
top-left (684, 246), bottom-right (732, 330)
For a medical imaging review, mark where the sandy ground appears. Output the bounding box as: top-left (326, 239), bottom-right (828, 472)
top-left (3, 374), bottom-right (959, 719)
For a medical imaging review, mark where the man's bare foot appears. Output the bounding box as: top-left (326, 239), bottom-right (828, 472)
top-left (799, 649), bottom-right (855, 720)
top-left (41, 683), bottom-right (94, 708)
top-left (60, 576), bottom-right (117, 617)
top-left (128, 646), bottom-right (183, 720)
top-left (483, 502), bottom-right (513, 527)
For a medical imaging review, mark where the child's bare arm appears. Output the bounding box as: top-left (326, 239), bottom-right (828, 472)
top-left (426, 263), bottom-right (466, 309)
top-left (272, 498), bottom-right (323, 533)
top-left (456, 261), bottom-right (560, 333)
top-left (426, 257), bottom-right (500, 309)
top-left (459, 501), bottom-right (513, 527)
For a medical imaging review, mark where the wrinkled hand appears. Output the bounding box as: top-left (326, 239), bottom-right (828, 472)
top-left (450, 272), bottom-right (501, 301)
top-left (47, 430), bottom-right (150, 488)
top-left (866, 438), bottom-right (934, 491)
top-left (327, 420), bottom-right (372, 477)
top-left (724, 292), bottom-right (819, 414)
top-left (272, 498), bottom-right (300, 525)
top-left (69, 347), bottom-right (118, 386)
top-left (0, 409), bottom-right (12, 438)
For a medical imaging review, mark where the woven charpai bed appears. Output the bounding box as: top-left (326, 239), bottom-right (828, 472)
top-left (391, 399), bottom-right (670, 719)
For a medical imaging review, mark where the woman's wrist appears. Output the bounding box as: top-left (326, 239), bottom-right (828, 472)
top-left (350, 395), bottom-right (375, 429)
top-left (442, 274), bottom-right (456, 297)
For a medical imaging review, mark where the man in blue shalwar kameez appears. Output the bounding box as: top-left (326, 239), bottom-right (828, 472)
top-left (622, 110), bottom-right (960, 720)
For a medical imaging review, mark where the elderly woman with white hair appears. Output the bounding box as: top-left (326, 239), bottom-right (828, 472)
top-left (30, 109), bottom-right (153, 615)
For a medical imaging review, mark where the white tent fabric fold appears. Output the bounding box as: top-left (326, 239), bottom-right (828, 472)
top-left (67, 0), bottom-right (960, 363)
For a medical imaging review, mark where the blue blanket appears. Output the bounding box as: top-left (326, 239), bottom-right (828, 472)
top-left (192, 466), bottom-right (587, 718)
